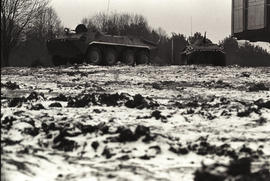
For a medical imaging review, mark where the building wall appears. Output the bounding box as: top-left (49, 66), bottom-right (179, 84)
top-left (247, 0), bottom-right (265, 30)
top-left (268, 0), bottom-right (270, 30)
top-left (233, 0), bottom-right (244, 33)
top-left (232, 0), bottom-right (270, 42)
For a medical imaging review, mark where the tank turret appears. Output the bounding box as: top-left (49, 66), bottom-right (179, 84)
top-left (181, 34), bottom-right (226, 66)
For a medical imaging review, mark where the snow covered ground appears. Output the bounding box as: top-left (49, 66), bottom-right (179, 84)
top-left (1, 65), bottom-right (270, 181)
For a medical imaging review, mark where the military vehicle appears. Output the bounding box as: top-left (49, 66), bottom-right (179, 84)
top-left (47, 24), bottom-right (156, 66)
top-left (181, 35), bottom-right (226, 66)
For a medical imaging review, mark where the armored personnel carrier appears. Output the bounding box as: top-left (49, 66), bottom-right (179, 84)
top-left (181, 36), bottom-right (226, 66)
top-left (47, 24), bottom-right (156, 66)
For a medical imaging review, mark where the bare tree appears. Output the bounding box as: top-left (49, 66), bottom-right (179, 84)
top-left (81, 18), bottom-right (97, 32)
top-left (28, 6), bottom-right (62, 41)
top-left (82, 12), bottom-right (152, 38)
top-left (91, 12), bottom-right (107, 32)
top-left (1, 0), bottom-right (48, 66)
top-left (188, 32), bottom-right (204, 44)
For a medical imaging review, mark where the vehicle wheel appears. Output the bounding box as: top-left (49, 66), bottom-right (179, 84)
top-left (123, 49), bottom-right (135, 66)
top-left (52, 56), bottom-right (66, 66)
top-left (86, 47), bottom-right (102, 65)
top-left (136, 50), bottom-right (149, 64)
top-left (104, 48), bottom-right (117, 66)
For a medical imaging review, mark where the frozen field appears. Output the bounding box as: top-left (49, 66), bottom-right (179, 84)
top-left (1, 65), bottom-right (270, 181)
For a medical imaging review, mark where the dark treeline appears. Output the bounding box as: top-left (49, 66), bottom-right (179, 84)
top-left (220, 37), bottom-right (270, 67)
top-left (1, 0), bottom-right (63, 67)
top-left (1, 1), bottom-right (269, 67)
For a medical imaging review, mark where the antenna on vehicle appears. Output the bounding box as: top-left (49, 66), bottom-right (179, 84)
top-left (107, 0), bottom-right (110, 17)
top-left (190, 0), bottom-right (193, 36)
top-left (106, 0), bottom-right (110, 33)
top-left (191, 16), bottom-right (193, 36)
top-left (203, 31), bottom-right (207, 43)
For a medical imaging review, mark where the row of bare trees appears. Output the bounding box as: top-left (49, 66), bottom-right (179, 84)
top-left (82, 12), bottom-right (168, 43)
top-left (1, 0), bottom-right (62, 66)
top-left (81, 12), bottom-right (187, 64)
top-left (27, 6), bottom-right (62, 41)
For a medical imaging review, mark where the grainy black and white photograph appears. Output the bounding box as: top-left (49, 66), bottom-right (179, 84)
top-left (1, 0), bottom-right (270, 180)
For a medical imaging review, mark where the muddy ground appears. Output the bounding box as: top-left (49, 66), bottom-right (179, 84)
top-left (1, 65), bottom-right (270, 181)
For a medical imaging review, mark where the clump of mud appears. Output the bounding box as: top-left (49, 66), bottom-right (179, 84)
top-left (240, 72), bottom-right (251, 77)
top-left (169, 136), bottom-right (263, 160)
top-left (67, 93), bottom-right (127, 107)
top-left (67, 93), bottom-right (158, 109)
top-left (248, 83), bottom-right (269, 92)
top-left (194, 157), bottom-right (270, 181)
top-left (1, 81), bottom-right (20, 90)
top-left (8, 97), bottom-right (26, 107)
top-left (50, 94), bottom-right (68, 101)
top-left (49, 102), bottom-right (62, 107)
top-left (26, 91), bottom-right (45, 101)
top-left (7, 91), bottom-right (45, 107)
top-left (204, 80), bottom-right (232, 89)
top-left (125, 94), bottom-right (159, 109)
top-left (30, 103), bottom-right (45, 110)
top-left (254, 99), bottom-right (270, 109)
top-left (115, 125), bottom-right (155, 143)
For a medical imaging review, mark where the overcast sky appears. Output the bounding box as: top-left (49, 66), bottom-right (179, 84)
top-left (50, 0), bottom-right (231, 43)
